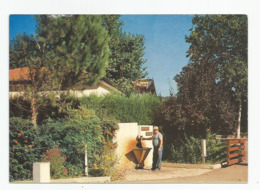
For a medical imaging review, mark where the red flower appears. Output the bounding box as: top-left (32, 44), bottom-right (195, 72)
top-left (63, 168), bottom-right (68, 175)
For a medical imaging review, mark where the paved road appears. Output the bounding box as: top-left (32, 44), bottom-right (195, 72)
top-left (119, 164), bottom-right (248, 183)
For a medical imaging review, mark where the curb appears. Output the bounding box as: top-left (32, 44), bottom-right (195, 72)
top-left (12, 176), bottom-right (111, 183)
top-left (162, 163), bottom-right (221, 170)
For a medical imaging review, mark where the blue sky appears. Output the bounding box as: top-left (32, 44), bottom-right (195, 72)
top-left (9, 15), bottom-right (193, 96)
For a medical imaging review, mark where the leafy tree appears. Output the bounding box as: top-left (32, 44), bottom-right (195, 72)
top-left (10, 15), bottom-right (111, 127)
top-left (10, 34), bottom-right (51, 127)
top-left (173, 15), bottom-right (247, 137)
top-left (102, 15), bottom-right (148, 94)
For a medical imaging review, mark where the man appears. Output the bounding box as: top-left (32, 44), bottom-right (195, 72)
top-left (142, 126), bottom-right (163, 171)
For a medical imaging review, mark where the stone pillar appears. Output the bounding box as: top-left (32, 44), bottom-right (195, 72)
top-left (138, 125), bottom-right (153, 168)
top-left (33, 162), bottom-right (50, 183)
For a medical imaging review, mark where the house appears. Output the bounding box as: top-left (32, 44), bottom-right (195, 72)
top-left (132, 78), bottom-right (156, 95)
top-left (9, 67), bottom-right (122, 98)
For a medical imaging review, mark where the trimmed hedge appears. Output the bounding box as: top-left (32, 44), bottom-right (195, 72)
top-left (72, 93), bottom-right (162, 125)
top-left (10, 93), bottom-right (162, 126)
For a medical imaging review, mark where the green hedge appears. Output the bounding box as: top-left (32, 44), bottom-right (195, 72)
top-left (10, 93), bottom-right (162, 126)
top-left (73, 93), bottom-right (162, 125)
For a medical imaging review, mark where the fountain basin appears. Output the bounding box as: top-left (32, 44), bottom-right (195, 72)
top-left (132, 147), bottom-right (152, 164)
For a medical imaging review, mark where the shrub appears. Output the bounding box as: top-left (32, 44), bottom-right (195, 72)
top-left (89, 146), bottom-right (118, 179)
top-left (9, 117), bottom-right (40, 181)
top-left (10, 105), bottom-right (119, 181)
top-left (37, 106), bottom-right (106, 177)
top-left (205, 131), bottom-right (226, 163)
top-left (41, 145), bottom-right (68, 179)
top-left (167, 134), bottom-right (202, 164)
top-left (166, 131), bottom-right (226, 164)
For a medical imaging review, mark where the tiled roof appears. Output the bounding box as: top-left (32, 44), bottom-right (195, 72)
top-left (9, 67), bottom-right (31, 81)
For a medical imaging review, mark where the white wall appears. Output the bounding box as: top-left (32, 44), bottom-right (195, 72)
top-left (115, 123), bottom-right (153, 170)
top-left (69, 86), bottom-right (110, 97)
top-left (9, 85), bottom-right (111, 98)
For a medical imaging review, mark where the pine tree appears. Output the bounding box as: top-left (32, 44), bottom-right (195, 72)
top-left (10, 15), bottom-right (111, 127)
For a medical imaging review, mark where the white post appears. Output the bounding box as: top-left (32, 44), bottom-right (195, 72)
top-left (201, 139), bottom-right (206, 163)
top-left (84, 144), bottom-right (88, 177)
top-left (33, 162), bottom-right (50, 183)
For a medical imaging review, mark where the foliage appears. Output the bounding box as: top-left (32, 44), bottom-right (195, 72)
top-left (102, 15), bottom-right (148, 94)
top-left (10, 92), bottom-right (161, 132)
top-left (163, 15), bottom-right (248, 138)
top-left (37, 107), bottom-right (104, 176)
top-left (9, 117), bottom-right (40, 181)
top-left (35, 15), bottom-right (111, 88)
top-left (9, 34), bottom-right (52, 127)
top-left (89, 146), bottom-right (119, 180)
top-left (167, 134), bottom-right (202, 164)
top-left (166, 131), bottom-right (226, 164)
top-left (205, 132), bottom-right (226, 163)
top-left (10, 15), bottom-right (111, 127)
top-left (41, 145), bottom-right (68, 179)
top-left (10, 93), bottom-right (73, 124)
top-left (185, 15), bottom-right (247, 102)
top-left (9, 96), bottom-right (31, 119)
top-left (10, 104), bottom-right (119, 181)
top-left (77, 93), bottom-right (162, 125)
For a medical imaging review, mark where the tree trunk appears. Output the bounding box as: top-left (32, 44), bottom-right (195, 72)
top-left (236, 100), bottom-right (242, 139)
top-left (31, 96), bottom-right (38, 128)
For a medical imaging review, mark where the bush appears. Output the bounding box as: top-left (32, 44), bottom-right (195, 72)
top-left (10, 104), bottom-right (119, 181)
top-left (41, 145), bottom-right (68, 179)
top-left (205, 132), bottom-right (226, 163)
top-left (167, 134), bottom-right (202, 164)
top-left (89, 146), bottom-right (118, 178)
top-left (9, 117), bottom-right (40, 181)
top-left (37, 106), bottom-right (104, 176)
top-left (166, 131), bottom-right (226, 164)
